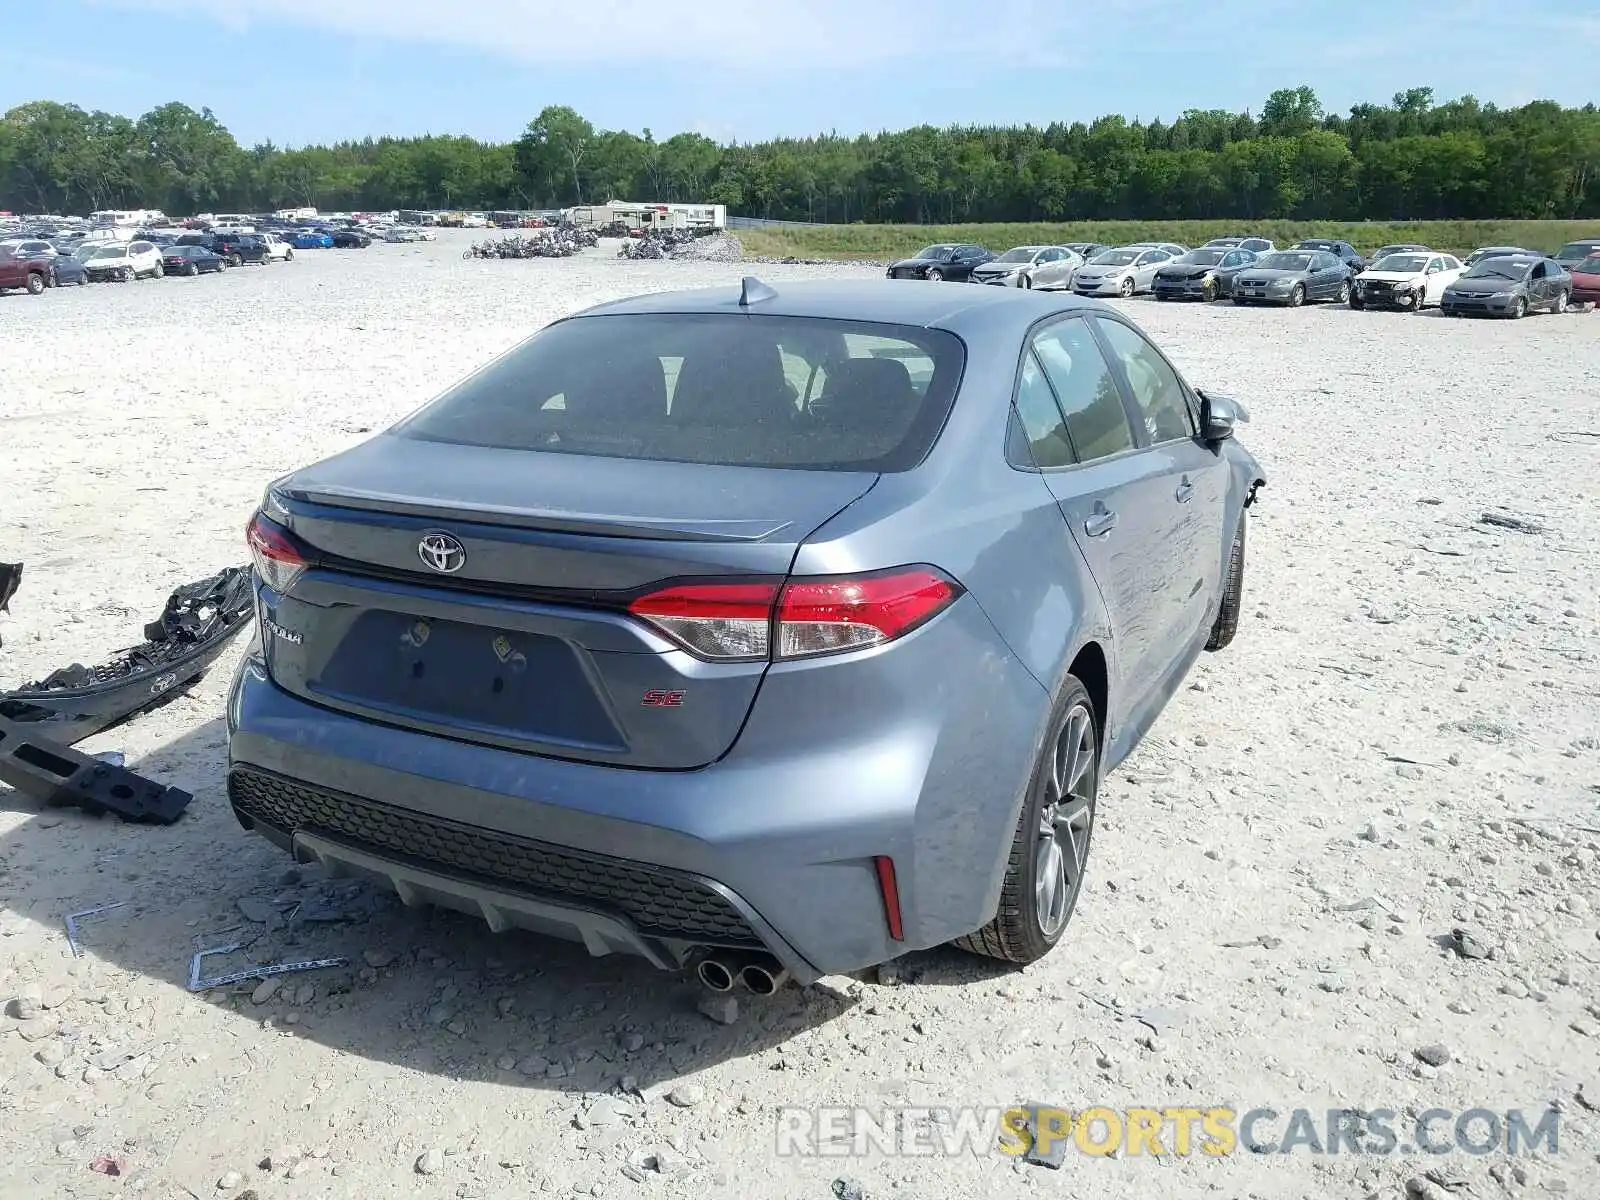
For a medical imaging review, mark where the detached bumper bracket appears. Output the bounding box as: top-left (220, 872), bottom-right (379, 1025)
top-left (0, 715), bottom-right (192, 824)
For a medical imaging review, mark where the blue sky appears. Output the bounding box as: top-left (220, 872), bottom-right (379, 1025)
top-left (2, 0), bottom-right (1596, 147)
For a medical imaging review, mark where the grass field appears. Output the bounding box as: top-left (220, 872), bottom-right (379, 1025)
top-left (737, 219), bottom-right (1598, 261)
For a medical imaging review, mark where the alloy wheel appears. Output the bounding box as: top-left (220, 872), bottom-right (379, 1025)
top-left (1034, 703), bottom-right (1096, 939)
top-left (1119, 276), bottom-right (1135, 297)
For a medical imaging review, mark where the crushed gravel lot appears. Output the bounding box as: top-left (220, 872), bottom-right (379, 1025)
top-left (1, 231), bottom-right (1598, 1200)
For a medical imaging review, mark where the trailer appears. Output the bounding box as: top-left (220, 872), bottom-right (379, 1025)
top-left (567, 201), bottom-right (726, 232)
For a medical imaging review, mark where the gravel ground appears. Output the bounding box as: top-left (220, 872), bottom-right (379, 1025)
top-left (1, 230), bottom-right (1598, 1200)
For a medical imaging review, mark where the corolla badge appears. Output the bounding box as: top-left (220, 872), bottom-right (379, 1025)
top-left (417, 531), bottom-right (466, 574)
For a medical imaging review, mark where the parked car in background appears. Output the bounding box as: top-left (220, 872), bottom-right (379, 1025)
top-left (330, 229), bottom-right (372, 249)
top-left (216, 233), bottom-right (270, 265)
top-left (1465, 245), bottom-right (1537, 267)
top-left (1292, 239), bottom-right (1365, 272)
top-left (293, 229), bottom-right (336, 250)
top-left (1552, 239), bottom-right (1600, 271)
top-left (0, 237), bottom-right (58, 260)
top-left (1349, 251), bottom-right (1463, 311)
top-left (969, 245), bottom-right (1082, 290)
top-left (49, 252), bottom-right (88, 286)
top-left (1369, 243), bottom-right (1431, 265)
top-left (82, 240), bottom-right (163, 282)
top-left (262, 233), bottom-right (295, 261)
top-left (1569, 254), bottom-right (1600, 305)
top-left (885, 243), bottom-right (995, 282)
top-left (227, 278), bottom-right (1266, 983)
top-left (1061, 242), bottom-right (1111, 262)
top-left (0, 245), bottom-right (51, 294)
top-left (161, 244), bottom-right (228, 276)
top-left (1153, 247), bottom-right (1258, 301)
top-left (1072, 246), bottom-right (1174, 297)
top-left (1231, 249), bottom-right (1353, 306)
top-left (1205, 236), bottom-right (1275, 255)
top-left (1126, 241), bottom-right (1189, 258)
top-left (1439, 254), bottom-right (1573, 318)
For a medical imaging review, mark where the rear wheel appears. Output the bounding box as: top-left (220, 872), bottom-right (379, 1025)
top-left (1206, 512), bottom-right (1247, 651)
top-left (152, 261), bottom-right (164, 279)
top-left (26, 272), bottom-right (46, 296)
top-left (955, 677), bottom-right (1098, 965)
top-left (1551, 289), bottom-right (1568, 314)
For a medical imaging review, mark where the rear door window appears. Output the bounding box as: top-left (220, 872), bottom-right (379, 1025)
top-left (1029, 318), bottom-right (1135, 463)
top-left (1091, 318), bottom-right (1195, 445)
top-left (1009, 352), bottom-right (1075, 469)
top-left (398, 313), bottom-right (964, 472)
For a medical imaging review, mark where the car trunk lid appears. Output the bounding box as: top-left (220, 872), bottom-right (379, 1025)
top-left (258, 435), bottom-right (877, 769)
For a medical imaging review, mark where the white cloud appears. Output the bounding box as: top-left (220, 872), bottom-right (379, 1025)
top-left (88, 0), bottom-right (1097, 67)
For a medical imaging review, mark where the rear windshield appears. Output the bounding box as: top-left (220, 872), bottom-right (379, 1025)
top-left (396, 313), bottom-right (966, 472)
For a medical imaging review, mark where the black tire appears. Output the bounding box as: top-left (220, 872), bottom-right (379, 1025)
top-left (187, 263), bottom-right (199, 277)
top-left (1510, 296), bottom-right (1527, 319)
top-left (926, 268), bottom-right (943, 283)
top-left (1349, 292), bottom-right (1364, 310)
top-left (26, 272), bottom-right (46, 296)
top-left (152, 261), bottom-right (164, 279)
top-left (1551, 290), bottom-right (1568, 315)
top-left (1287, 284), bottom-right (1305, 307)
top-left (285, 249), bottom-right (294, 261)
top-left (1119, 276), bottom-right (1135, 298)
top-left (1206, 512), bottom-right (1247, 652)
top-left (1335, 280), bottom-right (1350, 304)
top-left (1202, 278), bottom-right (1218, 302)
top-left (1233, 296), bottom-right (1249, 306)
top-left (954, 676), bottom-right (1098, 965)
top-left (1019, 273), bottom-right (1032, 290)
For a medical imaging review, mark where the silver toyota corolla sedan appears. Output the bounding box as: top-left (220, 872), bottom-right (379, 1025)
top-left (228, 278), bottom-right (1266, 989)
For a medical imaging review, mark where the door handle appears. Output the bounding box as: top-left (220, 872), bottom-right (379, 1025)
top-left (1175, 477), bottom-right (1194, 503)
top-left (1083, 509), bottom-right (1117, 537)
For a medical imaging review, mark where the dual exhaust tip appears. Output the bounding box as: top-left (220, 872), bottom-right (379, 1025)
top-left (696, 954), bottom-right (789, 996)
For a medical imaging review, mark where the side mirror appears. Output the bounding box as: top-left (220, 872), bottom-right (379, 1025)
top-left (1197, 390), bottom-right (1248, 443)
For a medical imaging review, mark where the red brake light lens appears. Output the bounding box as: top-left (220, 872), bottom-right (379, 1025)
top-left (775, 568), bottom-right (959, 660)
top-left (626, 568), bottom-right (960, 663)
top-left (246, 511), bottom-right (310, 593)
top-left (627, 581), bottom-right (779, 661)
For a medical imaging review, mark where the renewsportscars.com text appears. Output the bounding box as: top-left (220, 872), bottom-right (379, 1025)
top-left (774, 1105), bottom-right (1560, 1159)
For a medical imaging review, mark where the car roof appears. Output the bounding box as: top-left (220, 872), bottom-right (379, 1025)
top-left (574, 278), bottom-right (1110, 339)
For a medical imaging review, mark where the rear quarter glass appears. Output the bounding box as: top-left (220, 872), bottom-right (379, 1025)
top-left (394, 313), bottom-right (966, 473)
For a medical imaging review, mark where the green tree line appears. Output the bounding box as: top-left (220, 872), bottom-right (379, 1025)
top-left (2, 87), bottom-right (1596, 223)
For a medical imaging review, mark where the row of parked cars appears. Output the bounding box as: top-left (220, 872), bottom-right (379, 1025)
top-left (886, 235), bottom-right (1600, 317)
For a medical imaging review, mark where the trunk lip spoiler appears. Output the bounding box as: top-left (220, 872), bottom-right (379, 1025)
top-left (282, 486), bottom-right (796, 543)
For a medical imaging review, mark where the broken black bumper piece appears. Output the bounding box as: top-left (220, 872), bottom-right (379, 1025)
top-left (0, 715), bottom-right (192, 823)
top-left (1, 565), bottom-right (254, 745)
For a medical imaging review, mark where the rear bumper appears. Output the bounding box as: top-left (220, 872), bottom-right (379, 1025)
top-left (225, 598), bottom-right (1047, 979)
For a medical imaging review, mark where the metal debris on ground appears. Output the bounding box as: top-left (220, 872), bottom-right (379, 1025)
top-left (0, 561), bottom-right (20, 647)
top-left (64, 900), bottom-right (128, 957)
top-left (0, 715), bottom-right (193, 823)
top-left (1476, 511), bottom-right (1545, 535)
top-left (187, 941), bottom-right (349, 992)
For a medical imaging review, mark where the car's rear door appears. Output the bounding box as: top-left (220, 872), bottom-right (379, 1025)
top-left (1088, 315), bottom-right (1230, 655)
top-left (1021, 316), bottom-right (1175, 704)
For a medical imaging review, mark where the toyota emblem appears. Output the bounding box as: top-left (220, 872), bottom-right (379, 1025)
top-left (417, 531), bottom-right (466, 574)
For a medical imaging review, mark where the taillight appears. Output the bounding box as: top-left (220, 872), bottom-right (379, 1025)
top-left (776, 568), bottom-right (959, 659)
top-left (246, 511), bottom-right (311, 593)
top-left (627, 567), bottom-right (961, 663)
top-left (627, 581), bottom-right (779, 661)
